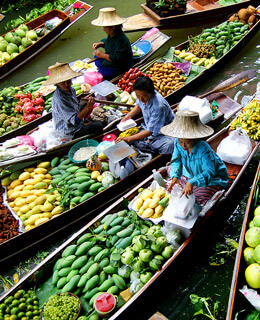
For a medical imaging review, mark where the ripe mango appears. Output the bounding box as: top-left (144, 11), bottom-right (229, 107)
top-left (24, 167), bottom-right (35, 173)
top-left (34, 168), bottom-right (48, 174)
top-left (37, 161), bottom-right (51, 169)
top-left (23, 179), bottom-right (35, 186)
top-left (51, 206), bottom-right (64, 215)
top-left (44, 173), bottom-right (52, 180)
top-left (31, 205), bottom-right (42, 215)
top-left (23, 185), bottom-right (34, 191)
top-left (14, 185), bottom-right (24, 191)
top-left (1, 176), bottom-right (11, 186)
top-left (20, 205), bottom-right (30, 214)
top-left (35, 195), bottom-right (46, 205)
top-left (28, 201), bottom-right (36, 210)
top-left (19, 172), bottom-right (31, 181)
top-left (26, 195), bottom-right (37, 203)
top-left (20, 190), bottom-right (33, 198)
top-left (35, 217), bottom-right (49, 226)
top-left (10, 179), bottom-right (22, 189)
top-left (9, 191), bottom-right (21, 199)
top-left (35, 189), bottom-right (46, 196)
top-left (41, 202), bottom-right (54, 212)
top-left (25, 224), bottom-right (35, 231)
top-left (34, 182), bottom-right (48, 189)
top-left (27, 213), bottom-right (42, 224)
top-left (15, 199), bottom-right (27, 207)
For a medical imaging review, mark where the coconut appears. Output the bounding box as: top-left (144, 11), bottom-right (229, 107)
top-left (18, 24), bottom-right (29, 32)
top-left (238, 8), bottom-right (251, 21)
top-left (6, 43), bottom-right (19, 55)
top-left (15, 28), bottom-right (26, 38)
top-left (21, 37), bottom-right (32, 48)
top-left (0, 40), bottom-right (8, 52)
top-left (26, 30), bottom-right (37, 41)
top-left (247, 5), bottom-right (256, 15)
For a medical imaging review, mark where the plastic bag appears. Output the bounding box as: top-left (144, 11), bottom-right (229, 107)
top-left (170, 185), bottom-right (195, 219)
top-left (178, 95), bottom-right (213, 124)
top-left (240, 285), bottom-right (260, 311)
top-left (217, 128), bottom-right (252, 165)
top-left (161, 222), bottom-right (181, 249)
top-left (84, 71), bottom-right (103, 86)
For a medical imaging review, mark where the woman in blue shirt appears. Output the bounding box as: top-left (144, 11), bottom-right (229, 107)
top-left (161, 110), bottom-right (229, 205)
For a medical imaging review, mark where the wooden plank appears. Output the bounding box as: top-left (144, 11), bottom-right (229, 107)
top-left (123, 13), bottom-right (159, 32)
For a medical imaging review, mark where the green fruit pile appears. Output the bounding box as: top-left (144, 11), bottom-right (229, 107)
top-left (0, 288), bottom-right (40, 320)
top-left (0, 24), bottom-right (39, 66)
top-left (244, 205), bottom-right (260, 288)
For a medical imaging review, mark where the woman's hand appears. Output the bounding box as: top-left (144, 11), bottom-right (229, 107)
top-left (167, 177), bottom-right (180, 192)
top-left (92, 42), bottom-right (104, 50)
top-left (182, 182), bottom-right (193, 198)
top-left (121, 113), bottom-right (132, 122)
top-left (115, 136), bottom-right (131, 144)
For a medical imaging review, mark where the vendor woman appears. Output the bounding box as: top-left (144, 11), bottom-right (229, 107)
top-left (161, 110), bottom-right (229, 205)
top-left (43, 62), bottom-right (103, 139)
top-left (91, 7), bottom-right (133, 80)
top-left (116, 76), bottom-right (175, 155)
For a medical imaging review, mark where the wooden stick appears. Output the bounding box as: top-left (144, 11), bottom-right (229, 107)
top-left (198, 69), bottom-right (257, 98)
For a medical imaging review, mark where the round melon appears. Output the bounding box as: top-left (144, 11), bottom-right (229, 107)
top-left (6, 43), bottom-right (19, 55)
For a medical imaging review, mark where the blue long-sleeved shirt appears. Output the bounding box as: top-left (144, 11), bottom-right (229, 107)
top-left (51, 86), bottom-right (83, 136)
top-left (170, 139), bottom-right (229, 188)
top-left (137, 91), bottom-right (175, 137)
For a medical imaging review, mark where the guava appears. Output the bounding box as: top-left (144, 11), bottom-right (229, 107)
top-left (245, 227), bottom-right (260, 248)
top-left (0, 40), bottom-right (8, 52)
top-left (6, 43), bottom-right (19, 55)
top-left (19, 45), bottom-right (25, 53)
top-left (12, 35), bottom-right (21, 46)
top-left (255, 206), bottom-right (260, 216)
top-left (18, 24), bottom-right (29, 32)
top-left (244, 247), bottom-right (255, 265)
top-left (10, 52), bottom-right (19, 59)
top-left (15, 28), bottom-right (26, 38)
top-left (26, 30), bottom-right (37, 41)
top-left (245, 263), bottom-right (260, 289)
top-left (2, 52), bottom-right (11, 62)
top-left (253, 216), bottom-right (260, 228)
top-left (4, 32), bottom-right (15, 43)
top-left (21, 37), bottom-right (32, 48)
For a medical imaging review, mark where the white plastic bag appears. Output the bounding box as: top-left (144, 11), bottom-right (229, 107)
top-left (178, 95), bottom-right (213, 124)
top-left (170, 185), bottom-right (195, 219)
top-left (217, 128), bottom-right (252, 165)
top-left (240, 285), bottom-right (260, 311)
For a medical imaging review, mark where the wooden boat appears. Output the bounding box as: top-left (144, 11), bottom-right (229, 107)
top-left (0, 30), bottom-right (170, 144)
top-left (226, 162), bottom-right (260, 319)
top-left (0, 91), bottom-right (243, 168)
top-left (123, 0), bottom-right (259, 32)
top-left (122, 14), bottom-right (260, 106)
top-left (0, 125), bottom-right (258, 320)
top-left (0, 90), bottom-right (251, 267)
top-left (0, 1), bottom-right (93, 80)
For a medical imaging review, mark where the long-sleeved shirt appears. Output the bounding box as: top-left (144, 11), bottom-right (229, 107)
top-left (137, 91), bottom-right (175, 137)
top-left (170, 139), bottom-right (229, 188)
top-left (101, 29), bottom-right (133, 71)
top-left (51, 86), bottom-right (83, 136)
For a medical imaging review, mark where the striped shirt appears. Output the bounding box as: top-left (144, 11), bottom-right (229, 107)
top-left (51, 86), bottom-right (83, 136)
top-left (137, 91), bottom-right (175, 136)
top-left (170, 139), bottom-right (229, 188)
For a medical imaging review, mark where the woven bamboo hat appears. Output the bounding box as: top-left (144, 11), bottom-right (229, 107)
top-left (161, 110), bottom-right (214, 139)
top-left (43, 62), bottom-right (83, 86)
top-left (91, 7), bottom-right (126, 27)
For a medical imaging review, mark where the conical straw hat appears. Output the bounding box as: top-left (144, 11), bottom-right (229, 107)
top-left (43, 62), bottom-right (83, 86)
top-left (91, 7), bottom-right (126, 27)
top-left (161, 110), bottom-right (214, 139)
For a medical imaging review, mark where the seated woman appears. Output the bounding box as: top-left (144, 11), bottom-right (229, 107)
top-left (91, 7), bottom-right (133, 80)
top-left (116, 76), bottom-right (175, 155)
top-left (161, 110), bottom-right (229, 206)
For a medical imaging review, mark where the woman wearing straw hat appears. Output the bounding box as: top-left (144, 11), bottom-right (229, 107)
top-left (161, 110), bottom-right (229, 205)
top-left (91, 7), bottom-right (133, 80)
top-left (43, 62), bottom-right (103, 139)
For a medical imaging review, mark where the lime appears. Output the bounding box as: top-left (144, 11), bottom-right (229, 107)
top-left (245, 227), bottom-right (260, 248)
top-left (25, 311), bottom-right (33, 318)
top-left (253, 216), bottom-right (260, 228)
top-left (26, 298), bottom-right (33, 305)
top-left (31, 296), bottom-right (37, 302)
top-left (245, 263), bottom-right (260, 288)
top-left (33, 310), bottom-right (39, 315)
top-left (32, 301), bottom-right (38, 306)
top-left (18, 303), bottom-right (26, 311)
top-left (10, 307), bottom-right (19, 315)
top-left (244, 247), bottom-right (256, 265)
top-left (26, 305), bottom-right (33, 311)
top-left (13, 292), bottom-right (22, 300)
top-left (18, 299), bottom-right (25, 304)
top-left (4, 297), bottom-right (13, 305)
top-left (254, 206), bottom-right (260, 216)
top-left (17, 312), bottom-right (24, 318)
top-left (10, 301), bottom-right (19, 307)
top-left (33, 305), bottom-right (38, 310)
top-left (0, 304), bottom-right (6, 311)
top-left (9, 315), bottom-right (17, 320)
top-left (16, 290), bottom-right (25, 297)
top-left (249, 220), bottom-right (255, 228)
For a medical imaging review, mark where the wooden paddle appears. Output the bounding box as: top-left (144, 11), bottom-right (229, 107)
top-left (198, 69), bottom-right (257, 98)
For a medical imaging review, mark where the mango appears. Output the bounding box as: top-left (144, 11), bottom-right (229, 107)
top-left (42, 179), bottom-right (51, 184)
top-left (34, 168), bottom-right (48, 174)
top-left (41, 212), bottom-right (52, 219)
top-left (9, 201), bottom-right (15, 208)
top-left (23, 185), bottom-right (34, 190)
top-left (25, 224), bottom-right (35, 231)
top-left (35, 189), bottom-right (47, 196)
top-left (142, 208), bottom-right (154, 218)
top-left (20, 190), bottom-right (33, 198)
top-left (28, 201), bottom-right (36, 210)
top-left (35, 195), bottom-right (47, 205)
top-left (20, 204), bottom-right (30, 214)
top-left (155, 205), bottom-right (164, 214)
top-left (44, 173), bottom-right (52, 179)
top-left (27, 213), bottom-right (42, 224)
top-left (24, 167), bottom-right (35, 173)
top-left (12, 206), bottom-right (20, 213)
top-left (25, 210), bottom-right (33, 219)
top-left (91, 171), bottom-right (100, 179)
top-left (35, 217), bottom-right (49, 226)
top-left (149, 196), bottom-right (160, 209)
top-left (33, 175), bottom-right (43, 184)
top-left (31, 205), bottom-right (42, 215)
top-left (19, 172), bottom-right (31, 181)
top-left (1, 176), bottom-right (11, 186)
top-left (26, 195), bottom-right (37, 203)
top-left (23, 179), bottom-right (35, 186)
top-left (14, 185), bottom-right (24, 191)
top-left (46, 194), bottom-right (57, 204)
top-left (142, 198), bottom-right (152, 209)
top-left (140, 189), bottom-right (153, 200)
top-left (10, 179), bottom-right (22, 189)
top-left (51, 206), bottom-right (64, 215)
top-left (34, 182), bottom-right (48, 189)
top-left (97, 175), bottom-right (103, 182)
top-left (9, 191), bottom-right (21, 199)
top-left (37, 161), bottom-right (51, 168)
top-left (15, 198), bottom-right (27, 207)
top-left (7, 189), bottom-right (14, 198)
top-left (41, 202), bottom-right (54, 212)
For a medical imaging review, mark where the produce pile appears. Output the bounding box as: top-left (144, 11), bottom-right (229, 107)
top-left (0, 24), bottom-right (45, 66)
top-left (117, 67), bottom-right (148, 93)
top-left (133, 187), bottom-right (170, 219)
top-left (50, 209), bottom-right (180, 317)
top-left (0, 288), bottom-right (40, 319)
top-left (146, 62), bottom-right (187, 97)
top-left (230, 99), bottom-right (260, 140)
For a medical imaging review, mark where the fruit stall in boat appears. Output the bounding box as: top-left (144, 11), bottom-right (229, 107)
top-left (0, 29), bottom-right (170, 144)
top-left (0, 122), bottom-right (258, 320)
top-left (123, 0), bottom-right (259, 32)
top-left (0, 1), bottom-right (93, 80)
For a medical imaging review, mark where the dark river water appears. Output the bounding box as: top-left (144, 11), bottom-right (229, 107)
top-left (0, 0), bottom-right (260, 319)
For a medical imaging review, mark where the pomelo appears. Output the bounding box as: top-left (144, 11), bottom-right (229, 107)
top-left (6, 43), bottom-right (19, 55)
top-left (254, 206), bottom-right (260, 216)
top-left (253, 215), bottom-right (260, 228)
top-left (245, 263), bottom-right (260, 288)
top-left (245, 227), bottom-right (260, 248)
top-left (244, 247), bottom-right (255, 265)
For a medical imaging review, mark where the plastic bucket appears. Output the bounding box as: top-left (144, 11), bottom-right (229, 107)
top-left (94, 293), bottom-right (117, 318)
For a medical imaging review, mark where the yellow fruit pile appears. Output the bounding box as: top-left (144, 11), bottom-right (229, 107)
top-left (119, 127), bottom-right (139, 138)
top-left (174, 49), bottom-right (218, 68)
top-left (230, 99), bottom-right (260, 140)
top-left (2, 161), bottom-right (63, 231)
top-left (133, 188), bottom-right (170, 219)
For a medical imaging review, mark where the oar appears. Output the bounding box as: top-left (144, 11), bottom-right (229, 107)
top-left (198, 69), bottom-right (257, 98)
top-left (81, 96), bottom-right (134, 108)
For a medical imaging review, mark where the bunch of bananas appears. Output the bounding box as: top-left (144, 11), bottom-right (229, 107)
top-left (119, 127), bottom-right (139, 137)
top-left (230, 99), bottom-right (260, 140)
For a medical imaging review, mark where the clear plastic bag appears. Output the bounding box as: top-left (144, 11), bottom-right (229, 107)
top-left (170, 185), bottom-right (195, 219)
top-left (217, 128), bottom-right (252, 165)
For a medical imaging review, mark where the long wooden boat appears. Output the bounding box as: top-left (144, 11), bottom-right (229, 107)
top-left (0, 1), bottom-right (93, 80)
top-left (0, 126), bottom-right (258, 320)
top-left (0, 92), bottom-right (245, 267)
top-left (0, 30), bottom-right (170, 144)
top-left (226, 162), bottom-right (260, 319)
top-left (0, 91), bottom-right (242, 168)
top-left (122, 13), bottom-right (260, 106)
top-left (123, 0), bottom-right (259, 32)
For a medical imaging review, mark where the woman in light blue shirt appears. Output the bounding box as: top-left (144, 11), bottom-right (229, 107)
top-left (161, 110), bottom-right (229, 205)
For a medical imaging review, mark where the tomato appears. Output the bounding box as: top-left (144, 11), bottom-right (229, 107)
top-left (128, 68), bottom-right (134, 73)
top-left (129, 74), bottom-right (136, 80)
top-left (133, 67), bottom-right (139, 73)
top-left (126, 87), bottom-right (131, 93)
top-left (123, 74), bottom-right (128, 80)
top-left (125, 79), bottom-right (130, 85)
top-left (121, 84), bottom-right (126, 89)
